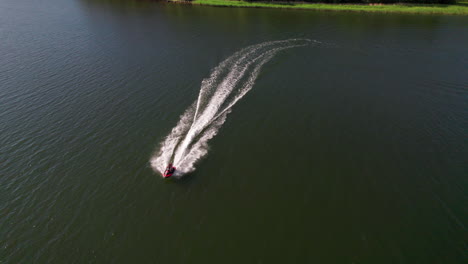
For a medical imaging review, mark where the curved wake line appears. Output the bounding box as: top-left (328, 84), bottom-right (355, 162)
top-left (151, 39), bottom-right (315, 177)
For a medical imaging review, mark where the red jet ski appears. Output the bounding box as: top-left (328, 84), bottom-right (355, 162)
top-left (163, 163), bottom-right (176, 178)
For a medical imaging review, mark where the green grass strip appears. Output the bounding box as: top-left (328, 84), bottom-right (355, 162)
top-left (175, 0), bottom-right (468, 15)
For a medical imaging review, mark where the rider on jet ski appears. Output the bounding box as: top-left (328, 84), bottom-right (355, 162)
top-left (163, 163), bottom-right (176, 178)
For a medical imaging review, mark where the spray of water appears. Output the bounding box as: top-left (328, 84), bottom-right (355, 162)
top-left (151, 39), bottom-right (314, 177)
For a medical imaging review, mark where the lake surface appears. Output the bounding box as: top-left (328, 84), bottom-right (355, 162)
top-left (1, 0), bottom-right (467, 263)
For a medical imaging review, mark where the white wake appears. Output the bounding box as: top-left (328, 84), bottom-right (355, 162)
top-left (150, 39), bottom-right (314, 177)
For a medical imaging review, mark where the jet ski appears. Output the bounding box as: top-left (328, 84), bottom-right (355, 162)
top-left (163, 163), bottom-right (176, 178)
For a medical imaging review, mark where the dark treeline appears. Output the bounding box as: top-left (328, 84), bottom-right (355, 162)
top-left (245, 0), bottom-right (456, 4)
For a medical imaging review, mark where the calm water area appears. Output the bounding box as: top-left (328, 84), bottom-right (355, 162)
top-left (1, 0), bottom-right (467, 263)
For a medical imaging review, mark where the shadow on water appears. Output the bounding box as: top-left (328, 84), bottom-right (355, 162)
top-left (81, 0), bottom-right (446, 32)
top-left (83, 0), bottom-right (164, 8)
top-left (170, 172), bottom-right (198, 185)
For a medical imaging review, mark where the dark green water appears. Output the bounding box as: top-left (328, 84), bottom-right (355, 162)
top-left (1, 0), bottom-right (467, 263)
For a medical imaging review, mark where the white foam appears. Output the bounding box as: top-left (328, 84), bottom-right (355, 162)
top-left (150, 39), bottom-right (313, 177)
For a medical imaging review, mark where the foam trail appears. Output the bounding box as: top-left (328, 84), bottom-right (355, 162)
top-left (151, 39), bottom-right (313, 177)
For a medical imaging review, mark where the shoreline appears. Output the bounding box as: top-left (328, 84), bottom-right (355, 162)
top-left (169, 0), bottom-right (468, 15)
